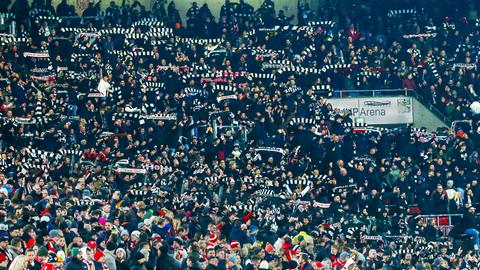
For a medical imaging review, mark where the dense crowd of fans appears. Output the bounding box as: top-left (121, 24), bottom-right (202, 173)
top-left (0, 0), bottom-right (479, 269)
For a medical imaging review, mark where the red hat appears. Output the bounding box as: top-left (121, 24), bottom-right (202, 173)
top-left (209, 233), bottom-right (217, 243)
top-left (0, 253), bottom-right (6, 263)
top-left (281, 242), bottom-right (292, 250)
top-left (87, 241), bottom-right (97, 249)
top-left (230, 241), bottom-right (240, 249)
top-left (93, 249), bottom-right (105, 261)
top-left (25, 238), bottom-right (35, 249)
top-left (315, 261), bottom-right (323, 268)
top-left (206, 243), bottom-right (215, 250)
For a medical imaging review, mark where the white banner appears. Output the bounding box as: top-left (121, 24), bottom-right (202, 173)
top-left (116, 168), bottom-right (147, 174)
top-left (327, 97), bottom-right (413, 125)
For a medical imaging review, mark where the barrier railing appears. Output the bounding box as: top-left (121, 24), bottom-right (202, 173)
top-left (451, 120), bottom-right (473, 133)
top-left (334, 88), bottom-right (412, 97)
top-left (415, 214), bottom-right (464, 236)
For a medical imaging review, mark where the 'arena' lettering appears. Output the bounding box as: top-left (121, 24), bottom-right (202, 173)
top-left (352, 108), bottom-right (386, 116)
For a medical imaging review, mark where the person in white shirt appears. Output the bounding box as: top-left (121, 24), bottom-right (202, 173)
top-left (97, 75), bottom-right (111, 97)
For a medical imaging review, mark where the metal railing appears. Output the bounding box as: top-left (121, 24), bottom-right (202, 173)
top-left (333, 88), bottom-right (413, 97)
top-left (451, 120), bottom-right (473, 133)
top-left (415, 214), bottom-right (464, 236)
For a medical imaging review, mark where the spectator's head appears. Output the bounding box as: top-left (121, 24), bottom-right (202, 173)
top-left (26, 248), bottom-right (35, 263)
top-left (116, 248), bottom-right (126, 260)
top-left (36, 246), bottom-right (49, 261)
top-left (72, 247), bottom-right (83, 260)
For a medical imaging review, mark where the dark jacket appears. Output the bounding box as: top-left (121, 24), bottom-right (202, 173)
top-left (64, 258), bottom-right (85, 270)
top-left (463, 212), bottom-right (478, 229)
top-left (156, 254), bottom-right (181, 270)
top-left (228, 226), bottom-right (247, 245)
top-left (116, 259), bottom-right (130, 270)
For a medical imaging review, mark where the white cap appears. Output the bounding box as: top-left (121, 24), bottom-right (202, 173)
top-left (40, 215), bottom-right (50, 223)
top-left (131, 230), bottom-right (141, 238)
top-left (144, 218), bottom-right (153, 226)
top-left (259, 260), bottom-right (269, 270)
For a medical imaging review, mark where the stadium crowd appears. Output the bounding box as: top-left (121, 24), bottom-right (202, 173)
top-left (0, 0), bottom-right (479, 269)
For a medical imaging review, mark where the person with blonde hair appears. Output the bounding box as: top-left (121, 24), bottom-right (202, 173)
top-left (8, 255), bottom-right (27, 270)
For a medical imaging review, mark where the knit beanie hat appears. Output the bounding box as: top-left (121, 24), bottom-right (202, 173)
top-left (37, 246), bottom-right (49, 257)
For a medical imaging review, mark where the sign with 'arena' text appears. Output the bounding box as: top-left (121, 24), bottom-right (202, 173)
top-left (327, 97), bottom-right (413, 125)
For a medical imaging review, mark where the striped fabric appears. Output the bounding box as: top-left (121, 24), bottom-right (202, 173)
top-left (34, 15), bottom-right (62, 23)
top-left (76, 199), bottom-right (95, 206)
top-left (248, 73), bottom-right (275, 80)
top-left (428, 60), bottom-right (440, 79)
top-left (143, 81), bottom-right (164, 88)
top-left (113, 112), bottom-right (177, 121)
top-left (289, 117), bottom-right (316, 126)
top-left (307, 21), bottom-right (336, 28)
top-left (26, 148), bottom-right (60, 160)
top-left (387, 9), bottom-right (417, 17)
top-left (98, 28), bottom-right (134, 35)
top-left (262, 59), bottom-right (291, 70)
top-left (61, 27), bottom-right (98, 33)
top-left (212, 85), bottom-right (238, 92)
top-left (257, 25), bottom-right (311, 32)
top-left (285, 178), bottom-right (314, 187)
top-left (278, 65), bottom-right (323, 75)
top-left (311, 85), bottom-right (331, 91)
top-left (301, 44), bottom-right (316, 60)
top-left (145, 28), bottom-right (173, 37)
top-left (321, 64), bottom-right (352, 71)
top-left (0, 13), bottom-right (15, 19)
top-left (183, 87), bottom-right (207, 97)
top-left (59, 149), bottom-right (83, 156)
top-left (285, 86), bottom-right (302, 94)
top-left (0, 36), bottom-right (28, 45)
top-left (204, 176), bottom-right (230, 185)
top-left (125, 33), bottom-right (149, 40)
top-left (29, 8), bottom-right (53, 16)
top-left (251, 48), bottom-right (285, 56)
top-left (132, 18), bottom-right (164, 27)
top-left (178, 38), bottom-right (223, 45)
top-left (129, 190), bottom-right (149, 196)
top-left (256, 189), bottom-right (287, 199)
top-left (356, 70), bottom-right (381, 86)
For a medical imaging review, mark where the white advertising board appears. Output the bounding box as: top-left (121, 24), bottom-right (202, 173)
top-left (327, 97), bottom-right (414, 125)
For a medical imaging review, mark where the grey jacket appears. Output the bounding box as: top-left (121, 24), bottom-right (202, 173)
top-left (104, 249), bottom-right (117, 270)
